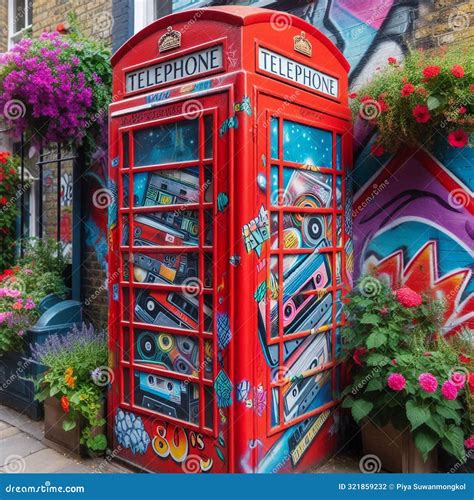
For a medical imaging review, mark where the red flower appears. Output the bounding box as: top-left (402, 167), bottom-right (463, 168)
top-left (471, 85), bottom-right (474, 93)
top-left (0, 197), bottom-right (7, 206)
top-left (391, 359), bottom-right (397, 366)
top-left (388, 57), bottom-right (397, 65)
top-left (459, 354), bottom-right (471, 364)
top-left (412, 104), bottom-right (431, 123)
top-left (349, 92), bottom-right (358, 99)
top-left (0, 151), bottom-right (11, 164)
top-left (468, 374), bottom-right (474, 395)
top-left (378, 100), bottom-right (389, 112)
top-left (459, 106), bottom-right (467, 114)
top-left (394, 287), bottom-right (422, 308)
top-left (451, 64), bottom-right (465, 78)
top-left (447, 129), bottom-right (469, 148)
top-left (360, 95), bottom-right (372, 103)
top-left (401, 83), bottom-right (415, 97)
top-left (370, 143), bottom-right (385, 157)
top-left (353, 347), bottom-right (367, 367)
top-left (60, 395), bottom-right (70, 413)
top-left (422, 65), bottom-right (441, 79)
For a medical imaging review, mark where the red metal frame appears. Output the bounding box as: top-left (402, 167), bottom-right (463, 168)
top-left (108, 6), bottom-right (351, 474)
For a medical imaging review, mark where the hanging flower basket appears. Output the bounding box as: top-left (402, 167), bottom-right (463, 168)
top-left (350, 47), bottom-right (473, 156)
top-left (0, 25), bottom-right (111, 156)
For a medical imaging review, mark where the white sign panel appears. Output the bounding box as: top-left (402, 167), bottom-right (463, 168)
top-left (258, 47), bottom-right (338, 98)
top-left (126, 45), bottom-right (223, 93)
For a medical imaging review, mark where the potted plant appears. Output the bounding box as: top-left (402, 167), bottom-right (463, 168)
top-left (33, 323), bottom-right (109, 456)
top-left (341, 275), bottom-right (470, 472)
top-left (350, 47), bottom-right (473, 157)
top-left (0, 238), bottom-right (69, 419)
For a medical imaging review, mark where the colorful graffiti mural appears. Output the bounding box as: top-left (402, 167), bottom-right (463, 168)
top-left (353, 146), bottom-right (474, 335)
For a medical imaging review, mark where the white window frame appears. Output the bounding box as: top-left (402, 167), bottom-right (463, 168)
top-left (8, 0), bottom-right (32, 48)
top-left (134, 0), bottom-right (160, 34)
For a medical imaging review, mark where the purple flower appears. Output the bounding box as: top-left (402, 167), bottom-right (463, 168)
top-left (24, 298), bottom-right (36, 310)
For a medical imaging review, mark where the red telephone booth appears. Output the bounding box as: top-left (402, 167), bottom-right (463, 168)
top-left (108, 6), bottom-right (352, 473)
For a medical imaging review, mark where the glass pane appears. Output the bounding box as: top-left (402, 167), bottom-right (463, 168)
top-left (123, 368), bottom-right (131, 404)
top-left (133, 168), bottom-right (202, 207)
top-left (121, 216), bottom-right (129, 245)
top-left (133, 210), bottom-right (199, 247)
top-left (204, 386), bottom-right (214, 429)
top-left (204, 115), bottom-right (213, 159)
top-left (135, 330), bottom-right (200, 376)
top-left (282, 168), bottom-right (333, 208)
top-left (270, 117), bottom-right (279, 159)
top-left (14, 0), bottom-right (26, 32)
top-left (134, 120), bottom-right (199, 166)
top-left (134, 371), bottom-right (199, 424)
top-left (283, 120), bottom-right (332, 167)
top-left (123, 174), bottom-right (129, 207)
top-left (270, 165), bottom-right (279, 205)
top-left (271, 213), bottom-right (332, 250)
top-left (283, 369), bottom-right (332, 423)
top-left (336, 215), bottom-right (342, 247)
top-left (336, 134), bottom-right (342, 171)
top-left (336, 176), bottom-right (342, 209)
top-left (135, 289), bottom-right (203, 331)
top-left (132, 251), bottom-right (199, 285)
top-left (122, 328), bottom-right (130, 362)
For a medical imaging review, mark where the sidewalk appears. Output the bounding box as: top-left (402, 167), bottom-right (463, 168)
top-left (0, 403), bottom-right (360, 474)
top-left (0, 405), bottom-right (130, 474)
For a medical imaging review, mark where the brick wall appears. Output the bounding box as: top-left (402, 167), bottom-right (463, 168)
top-left (32, 0), bottom-right (113, 42)
top-left (0, 0), bottom-right (8, 53)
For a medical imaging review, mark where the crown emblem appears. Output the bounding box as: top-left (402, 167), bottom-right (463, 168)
top-left (294, 31), bottom-right (312, 57)
top-left (159, 26), bottom-right (181, 53)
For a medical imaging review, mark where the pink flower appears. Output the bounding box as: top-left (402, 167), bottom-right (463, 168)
top-left (465, 436), bottom-right (474, 449)
top-left (418, 373), bottom-right (438, 393)
top-left (394, 287), bottom-right (422, 308)
top-left (441, 380), bottom-right (459, 400)
top-left (387, 373), bottom-right (406, 391)
top-left (447, 129), bottom-right (469, 148)
top-left (450, 371), bottom-right (466, 388)
top-left (388, 57), bottom-right (397, 65)
top-left (379, 306), bottom-right (389, 315)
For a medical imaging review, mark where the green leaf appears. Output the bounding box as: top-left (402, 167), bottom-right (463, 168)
top-left (366, 331), bottom-right (387, 349)
top-left (444, 426), bottom-right (465, 461)
top-left (406, 400), bottom-right (431, 430)
top-left (341, 396), bottom-right (354, 408)
top-left (62, 419), bottom-right (77, 432)
top-left (365, 353), bottom-right (390, 367)
top-left (351, 399), bottom-right (373, 423)
top-left (49, 385), bottom-right (61, 397)
top-left (86, 433), bottom-right (107, 451)
top-left (414, 430), bottom-right (439, 461)
top-left (69, 393), bottom-right (81, 405)
top-left (427, 96), bottom-right (441, 110)
top-left (365, 379), bottom-right (383, 392)
top-left (437, 406), bottom-right (461, 424)
top-left (360, 314), bottom-right (381, 325)
top-left (425, 416), bottom-right (444, 438)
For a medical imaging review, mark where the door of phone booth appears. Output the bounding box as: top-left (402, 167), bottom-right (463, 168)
top-left (108, 6), bottom-right (352, 473)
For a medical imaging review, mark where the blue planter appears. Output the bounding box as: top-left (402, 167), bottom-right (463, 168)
top-left (0, 297), bottom-right (83, 421)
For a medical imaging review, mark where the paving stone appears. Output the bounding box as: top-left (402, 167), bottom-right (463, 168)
top-left (0, 425), bottom-right (20, 440)
top-left (0, 432), bottom-right (45, 465)
top-left (0, 448), bottom-right (77, 474)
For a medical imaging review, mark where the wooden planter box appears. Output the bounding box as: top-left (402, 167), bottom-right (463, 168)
top-left (361, 419), bottom-right (438, 473)
top-left (44, 396), bottom-right (105, 457)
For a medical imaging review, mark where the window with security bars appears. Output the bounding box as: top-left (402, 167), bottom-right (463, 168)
top-left (118, 113), bottom-right (217, 433)
top-left (263, 116), bottom-right (345, 430)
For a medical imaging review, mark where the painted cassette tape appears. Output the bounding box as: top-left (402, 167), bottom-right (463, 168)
top-left (133, 252), bottom-right (198, 285)
top-left (269, 249), bottom-right (332, 335)
top-left (135, 330), bottom-right (212, 377)
top-left (135, 289), bottom-right (213, 332)
top-left (133, 211), bottom-right (199, 247)
top-left (283, 170), bottom-right (333, 209)
top-left (134, 372), bottom-right (199, 424)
